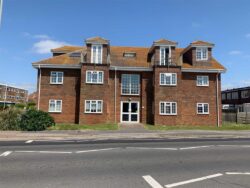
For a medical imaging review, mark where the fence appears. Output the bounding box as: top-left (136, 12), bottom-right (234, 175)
top-left (222, 109), bottom-right (250, 124)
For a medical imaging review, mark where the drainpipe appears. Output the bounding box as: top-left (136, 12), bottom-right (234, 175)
top-left (37, 65), bottom-right (41, 110)
top-left (216, 73), bottom-right (220, 127)
top-left (114, 67), bottom-right (117, 123)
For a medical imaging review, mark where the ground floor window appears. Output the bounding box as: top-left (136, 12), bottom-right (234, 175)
top-left (159, 102), bottom-right (177, 115)
top-left (85, 100), bottom-right (103, 113)
top-left (197, 103), bottom-right (209, 114)
top-left (49, 100), bottom-right (62, 112)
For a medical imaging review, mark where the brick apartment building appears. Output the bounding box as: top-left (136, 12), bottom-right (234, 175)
top-left (0, 83), bottom-right (28, 106)
top-left (32, 37), bottom-right (226, 126)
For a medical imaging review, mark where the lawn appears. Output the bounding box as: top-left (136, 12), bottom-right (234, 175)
top-left (47, 123), bottom-right (118, 131)
top-left (145, 122), bottom-right (250, 131)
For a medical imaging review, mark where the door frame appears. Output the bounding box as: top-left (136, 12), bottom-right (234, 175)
top-left (120, 101), bottom-right (140, 123)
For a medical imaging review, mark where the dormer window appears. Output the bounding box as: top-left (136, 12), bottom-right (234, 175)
top-left (196, 47), bottom-right (208, 61)
top-left (160, 46), bottom-right (171, 65)
top-left (91, 45), bottom-right (102, 64)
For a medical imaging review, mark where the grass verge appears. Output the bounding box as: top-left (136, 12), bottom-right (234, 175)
top-left (145, 122), bottom-right (250, 131)
top-left (47, 123), bottom-right (118, 131)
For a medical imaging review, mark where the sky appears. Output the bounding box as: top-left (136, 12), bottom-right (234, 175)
top-left (0, 0), bottom-right (250, 93)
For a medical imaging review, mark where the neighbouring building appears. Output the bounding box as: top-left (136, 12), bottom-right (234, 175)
top-left (32, 37), bottom-right (226, 126)
top-left (222, 87), bottom-right (250, 111)
top-left (0, 83), bottom-right (28, 106)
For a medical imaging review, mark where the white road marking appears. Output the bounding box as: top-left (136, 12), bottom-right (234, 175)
top-left (143, 175), bottom-right (164, 188)
top-left (25, 140), bottom-right (33, 143)
top-left (128, 147), bottom-right (178, 151)
top-left (179, 145), bottom-right (212, 150)
top-left (76, 148), bottom-right (116, 153)
top-left (0, 151), bottom-right (12, 157)
top-left (165, 173), bottom-right (223, 188)
top-left (15, 151), bottom-right (72, 154)
top-left (226, 172), bottom-right (250, 175)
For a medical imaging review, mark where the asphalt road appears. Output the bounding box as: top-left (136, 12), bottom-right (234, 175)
top-left (1, 139), bottom-right (250, 188)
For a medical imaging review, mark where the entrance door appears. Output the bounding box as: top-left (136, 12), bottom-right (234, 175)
top-left (121, 102), bottom-right (139, 123)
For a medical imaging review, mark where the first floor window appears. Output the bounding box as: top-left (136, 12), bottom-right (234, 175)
top-left (197, 103), bottom-right (209, 114)
top-left (197, 76), bottom-right (209, 86)
top-left (227, 93), bottom-right (232, 100)
top-left (232, 92), bottom-right (238, 99)
top-left (221, 93), bottom-right (226, 100)
top-left (49, 100), bottom-right (62, 112)
top-left (86, 71), bottom-right (104, 84)
top-left (121, 74), bottom-right (140, 95)
top-left (241, 90), bottom-right (249, 99)
top-left (85, 100), bottom-right (103, 113)
top-left (159, 102), bottom-right (177, 115)
top-left (50, 71), bottom-right (64, 84)
top-left (160, 73), bottom-right (177, 86)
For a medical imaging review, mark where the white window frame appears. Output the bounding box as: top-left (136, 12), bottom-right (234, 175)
top-left (91, 44), bottom-right (103, 64)
top-left (50, 71), bottom-right (64, 84)
top-left (86, 71), bottom-right (104, 84)
top-left (159, 46), bottom-right (171, 65)
top-left (159, 102), bottom-right (177, 115)
top-left (85, 100), bottom-right (103, 114)
top-left (121, 74), bottom-right (140, 95)
top-left (197, 103), bottom-right (209, 114)
top-left (160, 73), bottom-right (177, 86)
top-left (48, 99), bottom-right (62, 113)
top-left (196, 47), bottom-right (208, 61)
top-left (197, 75), bottom-right (209, 86)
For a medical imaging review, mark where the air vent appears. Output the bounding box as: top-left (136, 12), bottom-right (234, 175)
top-left (123, 52), bottom-right (136, 58)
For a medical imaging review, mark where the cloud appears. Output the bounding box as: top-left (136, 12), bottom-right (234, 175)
top-left (229, 50), bottom-right (242, 55)
top-left (32, 39), bottom-right (70, 54)
top-left (22, 32), bottom-right (50, 40)
top-left (245, 33), bottom-right (250, 38)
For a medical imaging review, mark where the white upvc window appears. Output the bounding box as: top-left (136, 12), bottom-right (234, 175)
top-left (159, 102), bottom-right (177, 115)
top-left (85, 100), bottom-right (103, 113)
top-left (121, 74), bottom-right (140, 95)
top-left (50, 71), bottom-right (64, 84)
top-left (49, 100), bottom-right (62, 113)
top-left (91, 45), bottom-right (102, 64)
top-left (86, 71), bottom-right (104, 84)
top-left (197, 75), bottom-right (209, 86)
top-left (159, 46), bottom-right (171, 65)
top-left (160, 73), bottom-right (177, 86)
top-left (197, 103), bottom-right (209, 114)
top-left (196, 47), bottom-right (208, 61)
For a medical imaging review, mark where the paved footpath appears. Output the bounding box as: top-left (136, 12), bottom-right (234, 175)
top-left (1, 127), bottom-right (250, 142)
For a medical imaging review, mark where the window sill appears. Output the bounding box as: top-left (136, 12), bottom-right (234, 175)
top-left (197, 85), bottom-right (209, 87)
top-left (159, 84), bottom-right (177, 87)
top-left (84, 112), bottom-right (103, 114)
top-left (48, 111), bottom-right (62, 113)
top-left (197, 113), bottom-right (209, 115)
top-left (159, 114), bottom-right (177, 116)
top-left (50, 83), bottom-right (63, 85)
top-left (121, 94), bottom-right (140, 96)
top-left (85, 82), bottom-right (104, 85)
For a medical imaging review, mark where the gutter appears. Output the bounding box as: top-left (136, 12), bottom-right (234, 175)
top-left (32, 64), bottom-right (81, 69)
top-left (216, 73), bottom-right (220, 127)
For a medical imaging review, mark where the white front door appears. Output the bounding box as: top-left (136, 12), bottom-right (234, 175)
top-left (121, 101), bottom-right (139, 123)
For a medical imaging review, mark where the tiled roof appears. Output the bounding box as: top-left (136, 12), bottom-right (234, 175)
top-left (51, 46), bottom-right (82, 53)
top-left (33, 45), bottom-right (225, 71)
top-left (110, 46), bottom-right (150, 67)
top-left (153, 38), bottom-right (177, 46)
top-left (191, 40), bottom-right (214, 46)
top-left (85, 36), bottom-right (109, 44)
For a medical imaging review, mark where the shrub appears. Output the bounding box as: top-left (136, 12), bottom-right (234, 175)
top-left (19, 109), bottom-right (55, 131)
top-left (15, 103), bottom-right (26, 109)
top-left (0, 108), bottom-right (23, 130)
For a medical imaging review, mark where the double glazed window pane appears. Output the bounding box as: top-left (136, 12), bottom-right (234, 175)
top-left (92, 45), bottom-right (102, 64)
top-left (86, 71), bottom-right (103, 84)
top-left (85, 100), bottom-right (102, 113)
top-left (160, 73), bottom-right (176, 85)
top-left (122, 74), bottom-right (140, 95)
top-left (51, 72), bottom-right (63, 84)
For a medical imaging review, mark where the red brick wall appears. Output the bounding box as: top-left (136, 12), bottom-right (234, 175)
top-left (38, 68), bottom-right (80, 124)
top-left (153, 67), bottom-right (221, 126)
top-left (79, 64), bottom-right (110, 124)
